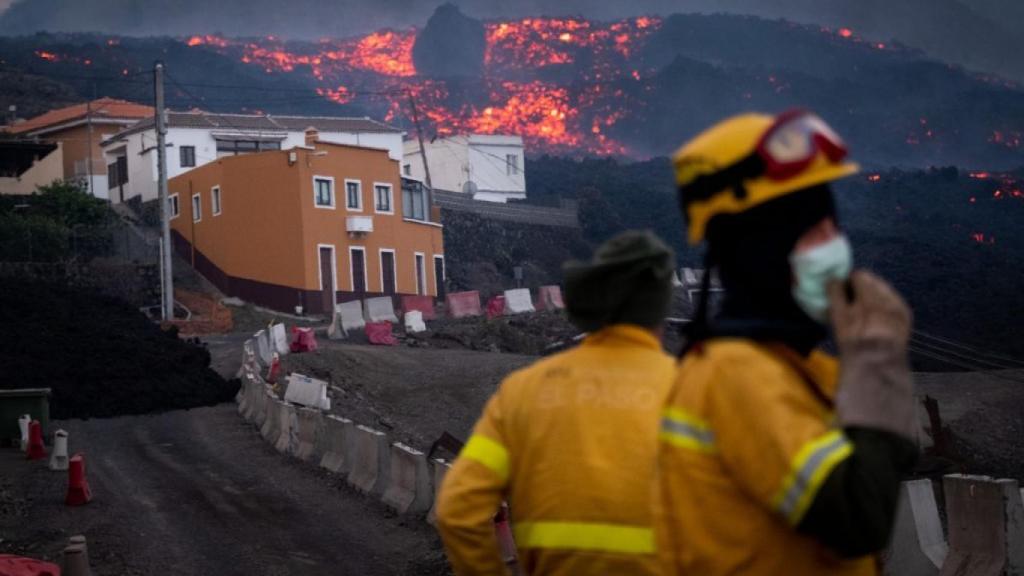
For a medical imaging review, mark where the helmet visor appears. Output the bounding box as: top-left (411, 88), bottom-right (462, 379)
top-left (758, 110), bottom-right (848, 181)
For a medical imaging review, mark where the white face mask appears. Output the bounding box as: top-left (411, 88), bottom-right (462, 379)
top-left (789, 234), bottom-right (853, 323)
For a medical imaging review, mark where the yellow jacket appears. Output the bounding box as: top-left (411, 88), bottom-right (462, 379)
top-left (656, 339), bottom-right (876, 576)
top-left (436, 325), bottom-right (676, 575)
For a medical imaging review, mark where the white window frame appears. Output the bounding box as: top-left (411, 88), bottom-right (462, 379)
top-left (179, 145), bottom-right (196, 168)
top-left (317, 243), bottom-right (338, 294)
top-left (373, 181), bottom-right (394, 215)
top-left (313, 175), bottom-right (335, 210)
top-left (191, 193), bottom-right (202, 223)
top-left (211, 185), bottom-right (222, 216)
top-left (506, 153), bottom-right (519, 176)
top-left (379, 248), bottom-right (397, 294)
top-left (348, 246), bottom-right (368, 292)
top-left (402, 163), bottom-right (411, 176)
top-left (433, 255), bottom-right (445, 296)
top-left (344, 178), bottom-right (363, 212)
top-left (414, 251), bottom-right (427, 295)
top-left (169, 193), bottom-right (180, 219)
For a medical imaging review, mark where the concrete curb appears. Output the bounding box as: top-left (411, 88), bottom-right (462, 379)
top-left (940, 474), bottom-right (1024, 576)
top-left (382, 443), bottom-right (433, 515)
top-left (347, 425), bottom-right (390, 497)
top-left (883, 479), bottom-right (947, 576)
top-left (317, 415), bottom-right (353, 474)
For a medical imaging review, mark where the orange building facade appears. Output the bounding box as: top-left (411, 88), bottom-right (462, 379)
top-left (168, 139), bottom-right (444, 315)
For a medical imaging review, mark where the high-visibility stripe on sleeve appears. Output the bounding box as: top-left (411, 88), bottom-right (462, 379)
top-left (658, 407), bottom-right (717, 454)
top-left (771, 429), bottom-right (853, 526)
top-left (513, 521), bottom-right (655, 555)
top-left (459, 434), bottom-right (510, 481)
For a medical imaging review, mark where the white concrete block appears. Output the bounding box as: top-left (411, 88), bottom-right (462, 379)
top-left (347, 425), bottom-right (390, 496)
top-left (503, 288), bottom-right (535, 314)
top-left (337, 300), bottom-right (365, 332)
top-left (274, 402), bottom-right (298, 454)
top-left (404, 310), bottom-right (427, 333)
top-left (364, 296), bottom-right (399, 324)
top-left (317, 415), bottom-right (354, 474)
top-left (284, 373), bottom-right (330, 411)
top-left (260, 397), bottom-right (283, 443)
top-left (49, 429), bottom-right (69, 471)
top-left (271, 323), bottom-right (290, 356)
top-left (255, 329), bottom-right (273, 366)
top-left (382, 443), bottom-right (434, 515)
top-left (941, 474), bottom-right (1024, 576)
top-left (292, 407), bottom-right (321, 461)
top-left (251, 385), bottom-right (271, 428)
top-left (18, 414), bottom-right (30, 452)
top-left (883, 479), bottom-right (947, 576)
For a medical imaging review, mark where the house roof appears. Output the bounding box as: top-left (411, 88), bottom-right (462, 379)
top-left (6, 98), bottom-right (154, 135)
top-left (105, 110), bottom-right (402, 143)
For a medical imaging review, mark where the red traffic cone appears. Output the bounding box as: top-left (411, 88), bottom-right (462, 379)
top-left (65, 454), bottom-right (93, 506)
top-left (26, 420), bottom-right (47, 461)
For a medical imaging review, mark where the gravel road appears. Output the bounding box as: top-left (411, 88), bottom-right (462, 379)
top-left (0, 405), bottom-right (447, 575)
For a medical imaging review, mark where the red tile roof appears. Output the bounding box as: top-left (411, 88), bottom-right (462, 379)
top-left (7, 97), bottom-right (153, 135)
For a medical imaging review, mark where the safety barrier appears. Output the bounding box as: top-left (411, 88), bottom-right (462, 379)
top-left (883, 479), bottom-right (947, 576)
top-left (400, 295), bottom-right (437, 320)
top-left (271, 323), bottom-right (290, 356)
top-left (50, 429), bottom-right (69, 471)
top-left (382, 443), bottom-right (434, 515)
top-left (292, 406), bottom-right (321, 461)
top-left (243, 338), bottom-right (260, 369)
top-left (535, 285), bottom-right (565, 310)
top-left (317, 415), bottom-right (353, 473)
top-left (337, 300), bottom-right (366, 332)
top-left (260, 397), bottom-right (283, 443)
top-left (251, 385), bottom-right (271, 428)
top-left (255, 329), bottom-right (274, 366)
top-left (941, 474), bottom-right (1024, 576)
top-left (404, 310), bottom-right (427, 334)
top-left (427, 458), bottom-right (451, 526)
top-left (446, 291), bottom-right (482, 318)
top-left (364, 296), bottom-right (399, 324)
top-left (347, 425), bottom-right (390, 496)
top-left (274, 402), bottom-right (298, 454)
top-left (284, 373), bottom-right (331, 410)
top-left (503, 289), bottom-right (535, 315)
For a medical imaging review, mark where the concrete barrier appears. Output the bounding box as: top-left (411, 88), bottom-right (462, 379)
top-left (243, 338), bottom-right (261, 369)
top-left (255, 329), bottom-right (273, 365)
top-left (364, 296), bottom-right (399, 324)
top-left (292, 406), bottom-right (321, 461)
top-left (347, 425), bottom-right (390, 496)
top-left (284, 373), bottom-right (331, 410)
top-left (446, 291), bottom-right (482, 318)
top-left (260, 397), bottom-right (283, 443)
top-left (317, 415), bottom-right (353, 473)
top-left (242, 374), bottom-right (265, 422)
top-left (535, 285), bottom-right (565, 310)
top-left (271, 323), bottom-right (290, 356)
top-left (382, 443), bottom-right (434, 515)
top-left (404, 310), bottom-right (427, 334)
top-left (237, 375), bottom-right (251, 416)
top-left (427, 458), bottom-right (452, 526)
top-left (883, 479), bottom-right (947, 576)
top-left (400, 295), bottom-right (436, 320)
top-left (274, 402), bottom-right (298, 454)
top-left (504, 288), bottom-right (535, 314)
top-left (940, 474), bottom-right (1024, 576)
top-left (251, 385), bottom-right (271, 428)
top-left (337, 300), bottom-right (365, 332)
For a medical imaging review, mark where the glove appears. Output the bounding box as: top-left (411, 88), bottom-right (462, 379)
top-left (828, 270), bottom-right (916, 440)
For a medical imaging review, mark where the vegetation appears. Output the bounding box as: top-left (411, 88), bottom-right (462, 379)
top-left (0, 180), bottom-right (115, 262)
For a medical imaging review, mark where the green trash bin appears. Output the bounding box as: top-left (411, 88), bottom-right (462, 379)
top-left (0, 388), bottom-right (51, 445)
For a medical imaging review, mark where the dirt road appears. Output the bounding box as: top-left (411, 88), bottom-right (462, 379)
top-left (0, 405), bottom-right (446, 575)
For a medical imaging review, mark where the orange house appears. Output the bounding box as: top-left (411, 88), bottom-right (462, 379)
top-left (168, 135), bottom-right (444, 315)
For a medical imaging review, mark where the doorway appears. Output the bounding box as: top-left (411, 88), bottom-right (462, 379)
top-left (350, 247), bottom-right (367, 294)
top-left (318, 245), bottom-right (336, 315)
top-left (380, 250), bottom-right (396, 295)
top-left (414, 253), bottom-right (426, 295)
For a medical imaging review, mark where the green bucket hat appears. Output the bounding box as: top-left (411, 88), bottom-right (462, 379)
top-left (563, 230), bottom-right (676, 332)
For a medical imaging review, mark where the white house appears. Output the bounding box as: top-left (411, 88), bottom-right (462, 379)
top-left (101, 111), bottom-right (404, 204)
top-left (402, 134), bottom-right (526, 203)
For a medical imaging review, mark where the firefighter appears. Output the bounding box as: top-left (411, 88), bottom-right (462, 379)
top-left (436, 230), bottom-right (677, 575)
top-left (657, 110), bottom-right (918, 575)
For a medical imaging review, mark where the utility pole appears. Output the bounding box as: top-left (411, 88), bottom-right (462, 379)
top-left (86, 98), bottom-right (94, 197)
top-left (155, 61), bottom-right (174, 321)
top-left (407, 90), bottom-right (433, 190)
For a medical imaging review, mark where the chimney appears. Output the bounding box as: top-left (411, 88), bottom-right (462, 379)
top-left (304, 126), bottom-right (319, 147)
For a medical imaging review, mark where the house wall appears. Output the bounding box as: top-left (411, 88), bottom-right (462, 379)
top-left (0, 142), bottom-right (64, 195)
top-left (169, 142), bottom-right (443, 314)
top-left (43, 123), bottom-right (124, 199)
top-left (403, 135), bottom-right (526, 202)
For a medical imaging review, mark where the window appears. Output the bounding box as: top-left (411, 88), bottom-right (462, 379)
top-left (180, 145), bottom-right (196, 168)
top-left (314, 176), bottom-right (334, 208)
top-left (169, 194), bottom-right (179, 219)
top-left (215, 139), bottom-right (281, 156)
top-left (402, 179), bottom-right (428, 221)
top-left (374, 183), bottom-right (393, 213)
top-left (211, 186), bottom-right (222, 216)
top-left (506, 153), bottom-right (519, 175)
top-left (108, 156), bottom-right (128, 189)
top-left (403, 163), bottom-right (411, 176)
top-left (345, 179), bottom-right (362, 211)
top-left (191, 193), bottom-right (202, 222)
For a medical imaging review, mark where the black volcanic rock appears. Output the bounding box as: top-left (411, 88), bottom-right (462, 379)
top-left (413, 4), bottom-right (485, 78)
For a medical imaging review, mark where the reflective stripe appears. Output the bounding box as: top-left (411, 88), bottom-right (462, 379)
top-left (772, 430), bottom-right (853, 525)
top-left (659, 407), bottom-right (717, 453)
top-left (513, 521), bottom-right (655, 555)
top-left (459, 434), bottom-right (510, 481)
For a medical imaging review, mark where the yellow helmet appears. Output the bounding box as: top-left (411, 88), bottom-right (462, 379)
top-left (673, 110), bottom-right (859, 245)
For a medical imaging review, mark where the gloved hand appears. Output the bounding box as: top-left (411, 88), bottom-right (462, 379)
top-left (828, 270), bottom-right (916, 440)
